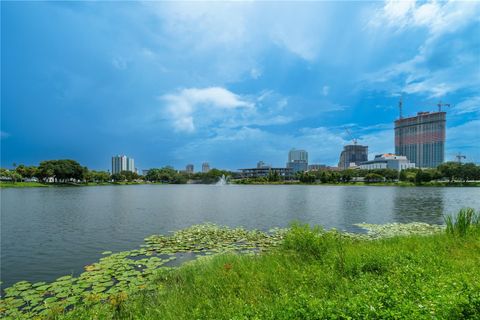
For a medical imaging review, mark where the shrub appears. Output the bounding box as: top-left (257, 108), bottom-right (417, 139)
top-left (283, 223), bottom-right (338, 260)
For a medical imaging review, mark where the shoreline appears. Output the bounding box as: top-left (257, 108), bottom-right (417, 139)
top-left (2, 180), bottom-right (479, 189)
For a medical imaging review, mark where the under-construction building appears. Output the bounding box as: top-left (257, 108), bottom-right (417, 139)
top-left (394, 111), bottom-right (446, 168)
top-left (338, 145), bottom-right (368, 169)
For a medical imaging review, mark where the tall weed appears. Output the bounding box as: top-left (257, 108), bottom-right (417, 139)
top-left (444, 208), bottom-right (480, 237)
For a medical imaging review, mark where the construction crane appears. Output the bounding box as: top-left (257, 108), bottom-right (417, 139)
top-left (437, 101), bottom-right (451, 112)
top-left (455, 153), bottom-right (466, 163)
top-left (344, 127), bottom-right (357, 145)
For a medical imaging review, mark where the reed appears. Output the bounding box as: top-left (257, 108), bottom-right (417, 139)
top-left (444, 207), bottom-right (480, 237)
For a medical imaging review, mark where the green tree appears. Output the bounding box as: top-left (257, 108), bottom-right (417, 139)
top-left (415, 170), bottom-right (433, 184)
top-left (364, 173), bottom-right (384, 183)
top-left (438, 162), bottom-right (462, 182)
top-left (459, 163), bottom-right (479, 182)
top-left (111, 172), bottom-right (126, 182)
top-left (340, 169), bottom-right (354, 182)
top-left (37, 160), bottom-right (85, 183)
top-left (267, 170), bottom-right (280, 182)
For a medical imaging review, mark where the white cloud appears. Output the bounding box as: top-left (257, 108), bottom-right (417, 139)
top-left (146, 1), bottom-right (348, 68)
top-left (365, 0), bottom-right (480, 98)
top-left (380, 0), bottom-right (416, 29)
top-left (162, 87), bottom-right (253, 133)
top-left (371, 0), bottom-right (480, 37)
top-left (453, 96), bottom-right (480, 115)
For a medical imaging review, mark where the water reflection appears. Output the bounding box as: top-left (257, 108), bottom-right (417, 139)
top-left (392, 188), bottom-right (444, 224)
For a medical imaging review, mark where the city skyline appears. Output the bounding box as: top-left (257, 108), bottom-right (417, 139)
top-left (2, 1), bottom-right (479, 170)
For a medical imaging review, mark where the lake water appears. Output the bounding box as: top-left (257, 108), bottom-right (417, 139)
top-left (1, 184), bottom-right (479, 289)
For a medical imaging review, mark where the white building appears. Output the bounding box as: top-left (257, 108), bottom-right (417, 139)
top-left (202, 162), bottom-right (210, 173)
top-left (359, 154), bottom-right (415, 171)
top-left (112, 155), bottom-right (135, 174)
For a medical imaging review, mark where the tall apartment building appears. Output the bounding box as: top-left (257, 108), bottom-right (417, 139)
top-left (286, 149), bottom-right (308, 173)
top-left (338, 145), bottom-right (368, 169)
top-left (394, 111), bottom-right (445, 168)
top-left (185, 164), bottom-right (194, 173)
top-left (111, 155), bottom-right (135, 174)
top-left (202, 162), bottom-right (210, 173)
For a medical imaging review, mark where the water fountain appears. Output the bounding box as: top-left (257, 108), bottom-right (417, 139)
top-left (215, 174), bottom-right (230, 186)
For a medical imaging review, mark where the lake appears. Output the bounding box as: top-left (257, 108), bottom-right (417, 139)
top-left (1, 184), bottom-right (479, 289)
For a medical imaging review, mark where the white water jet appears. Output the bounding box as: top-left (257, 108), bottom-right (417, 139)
top-left (215, 174), bottom-right (230, 186)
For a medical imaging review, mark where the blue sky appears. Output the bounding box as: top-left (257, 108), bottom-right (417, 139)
top-left (1, 1), bottom-right (479, 171)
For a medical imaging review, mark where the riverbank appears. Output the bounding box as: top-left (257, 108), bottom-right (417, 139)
top-left (233, 180), bottom-right (480, 187)
top-left (0, 181), bottom-right (155, 188)
top-left (2, 180), bottom-right (479, 188)
top-left (1, 210), bottom-right (479, 319)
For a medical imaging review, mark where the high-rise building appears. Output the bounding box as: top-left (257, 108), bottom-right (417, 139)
top-left (202, 162), bottom-right (210, 173)
top-left (185, 164), bottom-right (194, 173)
top-left (394, 111), bottom-right (445, 168)
top-left (288, 149), bottom-right (308, 163)
top-left (338, 145), bottom-right (368, 169)
top-left (286, 149), bottom-right (308, 173)
top-left (111, 155), bottom-right (135, 174)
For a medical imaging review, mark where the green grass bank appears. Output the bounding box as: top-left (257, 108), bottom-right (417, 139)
top-left (0, 181), bottom-right (154, 188)
top-left (2, 210), bottom-right (478, 319)
top-left (61, 230), bottom-right (480, 319)
top-left (2, 180), bottom-right (480, 188)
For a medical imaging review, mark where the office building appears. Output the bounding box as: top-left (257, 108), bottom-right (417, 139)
top-left (359, 153), bottom-right (415, 171)
top-left (111, 155), bottom-right (135, 174)
top-left (394, 111), bottom-right (446, 168)
top-left (338, 145), bottom-right (368, 169)
top-left (202, 162), bottom-right (210, 173)
top-left (185, 164), bottom-right (194, 173)
top-left (286, 149), bottom-right (308, 173)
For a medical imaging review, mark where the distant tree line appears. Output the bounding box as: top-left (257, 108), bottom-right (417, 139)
top-left (144, 167), bottom-right (232, 184)
top-left (236, 162), bottom-right (480, 185)
top-left (0, 159), bottom-right (235, 184)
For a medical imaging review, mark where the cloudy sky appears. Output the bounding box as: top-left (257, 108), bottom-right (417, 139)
top-left (2, 1), bottom-right (479, 170)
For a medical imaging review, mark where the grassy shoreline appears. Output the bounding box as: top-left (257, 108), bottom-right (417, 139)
top-left (2, 180), bottom-right (479, 189)
top-left (0, 181), bottom-right (161, 188)
top-left (64, 231), bottom-right (479, 320)
top-left (1, 211), bottom-right (479, 319)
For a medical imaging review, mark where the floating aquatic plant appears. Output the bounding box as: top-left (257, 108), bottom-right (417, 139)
top-left (353, 222), bottom-right (444, 239)
top-left (0, 224), bottom-right (286, 319)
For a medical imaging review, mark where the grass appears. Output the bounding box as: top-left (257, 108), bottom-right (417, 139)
top-left (232, 180), bottom-right (480, 187)
top-left (445, 207), bottom-right (480, 237)
top-left (0, 181), bottom-right (148, 188)
top-left (0, 181), bottom-right (49, 188)
top-left (47, 214), bottom-right (480, 320)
